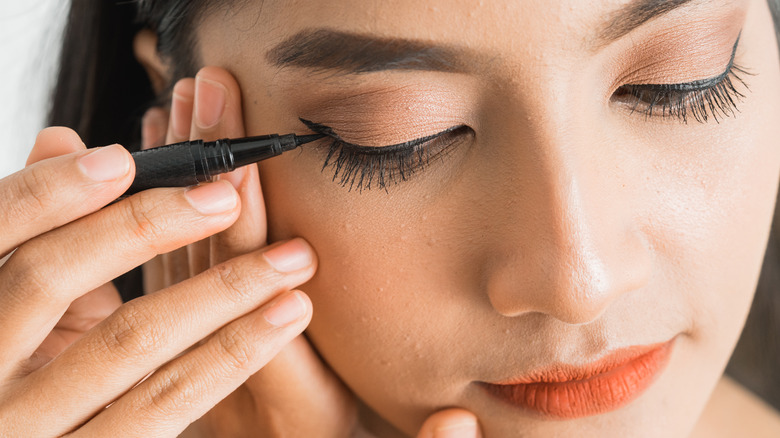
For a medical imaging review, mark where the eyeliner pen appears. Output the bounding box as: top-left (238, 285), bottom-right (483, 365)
top-left (121, 133), bottom-right (325, 197)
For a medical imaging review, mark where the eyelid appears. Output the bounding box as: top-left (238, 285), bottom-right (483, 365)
top-left (299, 117), bottom-right (464, 151)
top-left (624, 31), bottom-right (741, 91)
top-left (612, 31), bottom-right (750, 124)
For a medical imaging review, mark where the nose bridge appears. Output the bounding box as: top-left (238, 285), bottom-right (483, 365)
top-left (482, 98), bottom-right (652, 324)
top-left (545, 173), bottom-right (618, 310)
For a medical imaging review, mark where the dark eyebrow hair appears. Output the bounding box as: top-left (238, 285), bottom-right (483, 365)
top-left (266, 28), bottom-right (472, 75)
top-left (267, 0), bottom-right (704, 75)
top-left (598, 0), bottom-right (700, 44)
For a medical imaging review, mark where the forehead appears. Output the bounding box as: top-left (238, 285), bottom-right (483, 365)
top-left (196, 0), bottom-right (748, 85)
top-left (205, 0), bottom-right (727, 54)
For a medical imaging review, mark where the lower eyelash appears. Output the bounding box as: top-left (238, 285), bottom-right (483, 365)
top-left (613, 62), bottom-right (751, 124)
top-left (318, 127), bottom-right (468, 192)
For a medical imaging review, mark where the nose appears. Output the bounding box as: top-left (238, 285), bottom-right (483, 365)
top-left (480, 116), bottom-right (653, 325)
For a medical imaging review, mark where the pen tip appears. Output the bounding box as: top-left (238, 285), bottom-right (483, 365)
top-left (295, 134), bottom-right (326, 146)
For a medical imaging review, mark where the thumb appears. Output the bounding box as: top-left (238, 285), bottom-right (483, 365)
top-left (416, 408), bottom-right (482, 438)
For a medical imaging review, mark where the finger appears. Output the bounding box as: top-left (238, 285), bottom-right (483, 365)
top-left (75, 290), bottom-right (312, 437)
top-left (416, 409), bottom-right (482, 438)
top-left (142, 252), bottom-right (166, 294)
top-left (140, 107), bottom-right (170, 293)
top-left (211, 164), bottom-right (267, 263)
top-left (236, 335), bottom-right (356, 436)
top-left (26, 126), bottom-right (85, 165)
top-left (166, 79), bottom-right (194, 145)
top-left (141, 107), bottom-right (168, 151)
top-left (0, 181), bottom-right (240, 378)
top-left (189, 67), bottom-right (245, 143)
top-left (0, 140), bottom-right (133, 258)
top-left (9, 239), bottom-right (316, 435)
top-left (190, 67), bottom-right (268, 265)
top-left (162, 79), bottom-right (204, 285)
top-left (160, 247), bottom-right (190, 288)
top-left (187, 67), bottom-right (247, 275)
top-left (22, 283), bottom-right (122, 373)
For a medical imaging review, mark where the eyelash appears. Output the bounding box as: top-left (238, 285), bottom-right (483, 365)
top-left (304, 37), bottom-right (751, 191)
top-left (613, 36), bottom-right (751, 123)
top-left (301, 118), bottom-right (470, 192)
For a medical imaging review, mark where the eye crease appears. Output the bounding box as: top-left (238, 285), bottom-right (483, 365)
top-left (299, 118), bottom-right (470, 192)
top-left (298, 34), bottom-right (751, 192)
top-left (613, 32), bottom-right (751, 123)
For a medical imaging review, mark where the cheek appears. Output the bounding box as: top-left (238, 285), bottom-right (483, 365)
top-left (647, 23), bottom-right (780, 361)
top-left (257, 155), bottom-right (490, 429)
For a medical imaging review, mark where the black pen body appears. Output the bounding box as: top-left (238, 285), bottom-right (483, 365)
top-left (121, 133), bottom-right (321, 198)
top-left (125, 139), bottom-right (226, 197)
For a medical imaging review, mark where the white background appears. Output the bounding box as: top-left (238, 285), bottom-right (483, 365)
top-left (0, 0), bottom-right (68, 179)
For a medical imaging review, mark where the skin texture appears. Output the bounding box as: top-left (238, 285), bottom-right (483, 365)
top-left (136, 67), bottom-right (480, 436)
top-left (159, 0), bottom-right (780, 436)
top-left (0, 123), bottom-right (319, 436)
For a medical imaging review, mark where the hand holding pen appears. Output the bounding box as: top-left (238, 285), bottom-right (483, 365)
top-left (0, 67), bottom-right (480, 437)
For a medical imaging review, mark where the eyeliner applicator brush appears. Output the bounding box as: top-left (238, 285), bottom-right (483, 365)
top-left (121, 132), bottom-right (325, 197)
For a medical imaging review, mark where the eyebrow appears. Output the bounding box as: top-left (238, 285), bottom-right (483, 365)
top-left (598, 0), bottom-right (700, 44)
top-left (266, 28), bottom-right (473, 74)
top-left (267, 0), bottom-right (703, 75)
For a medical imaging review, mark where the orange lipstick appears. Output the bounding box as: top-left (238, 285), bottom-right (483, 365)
top-left (481, 339), bottom-right (675, 419)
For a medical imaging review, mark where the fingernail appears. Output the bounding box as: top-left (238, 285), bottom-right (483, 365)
top-left (195, 77), bottom-right (226, 129)
top-left (434, 422), bottom-right (479, 438)
top-left (171, 89), bottom-right (193, 139)
top-left (263, 238), bottom-right (313, 273)
top-left (78, 145), bottom-right (130, 182)
top-left (184, 181), bottom-right (238, 215)
top-left (263, 291), bottom-right (308, 327)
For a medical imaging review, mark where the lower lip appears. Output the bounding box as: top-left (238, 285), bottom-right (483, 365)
top-left (481, 339), bottom-right (675, 419)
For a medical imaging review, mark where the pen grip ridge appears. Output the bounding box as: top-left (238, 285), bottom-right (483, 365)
top-left (124, 141), bottom-right (205, 196)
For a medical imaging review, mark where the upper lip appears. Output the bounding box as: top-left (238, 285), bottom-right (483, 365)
top-left (485, 340), bottom-right (671, 385)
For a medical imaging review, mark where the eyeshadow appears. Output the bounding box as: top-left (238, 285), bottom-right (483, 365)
top-left (299, 118), bottom-right (462, 154)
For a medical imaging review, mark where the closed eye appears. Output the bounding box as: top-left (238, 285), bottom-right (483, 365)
top-left (300, 118), bottom-right (471, 191)
top-left (612, 33), bottom-right (751, 123)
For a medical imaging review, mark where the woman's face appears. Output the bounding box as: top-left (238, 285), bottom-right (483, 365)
top-left (195, 0), bottom-right (780, 436)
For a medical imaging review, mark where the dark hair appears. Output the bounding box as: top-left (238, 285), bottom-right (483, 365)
top-left (48, 0), bottom-right (216, 149)
top-left (49, 0), bottom-right (780, 411)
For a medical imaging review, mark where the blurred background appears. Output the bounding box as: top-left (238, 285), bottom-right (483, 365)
top-left (0, 0), bottom-right (67, 178)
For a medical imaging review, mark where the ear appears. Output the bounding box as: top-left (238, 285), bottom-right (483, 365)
top-left (133, 29), bottom-right (170, 96)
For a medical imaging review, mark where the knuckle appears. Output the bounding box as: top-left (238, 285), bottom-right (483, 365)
top-left (96, 301), bottom-right (161, 360)
top-left (141, 366), bottom-right (196, 417)
top-left (18, 166), bottom-right (58, 211)
top-left (123, 195), bottom-right (169, 248)
top-left (213, 322), bottom-right (260, 372)
top-left (3, 243), bottom-right (58, 304)
top-left (209, 262), bottom-right (257, 306)
top-left (2, 166), bottom-right (59, 224)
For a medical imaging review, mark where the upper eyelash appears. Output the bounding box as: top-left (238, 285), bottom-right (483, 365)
top-left (300, 118), bottom-right (468, 192)
top-left (614, 33), bottom-right (752, 123)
